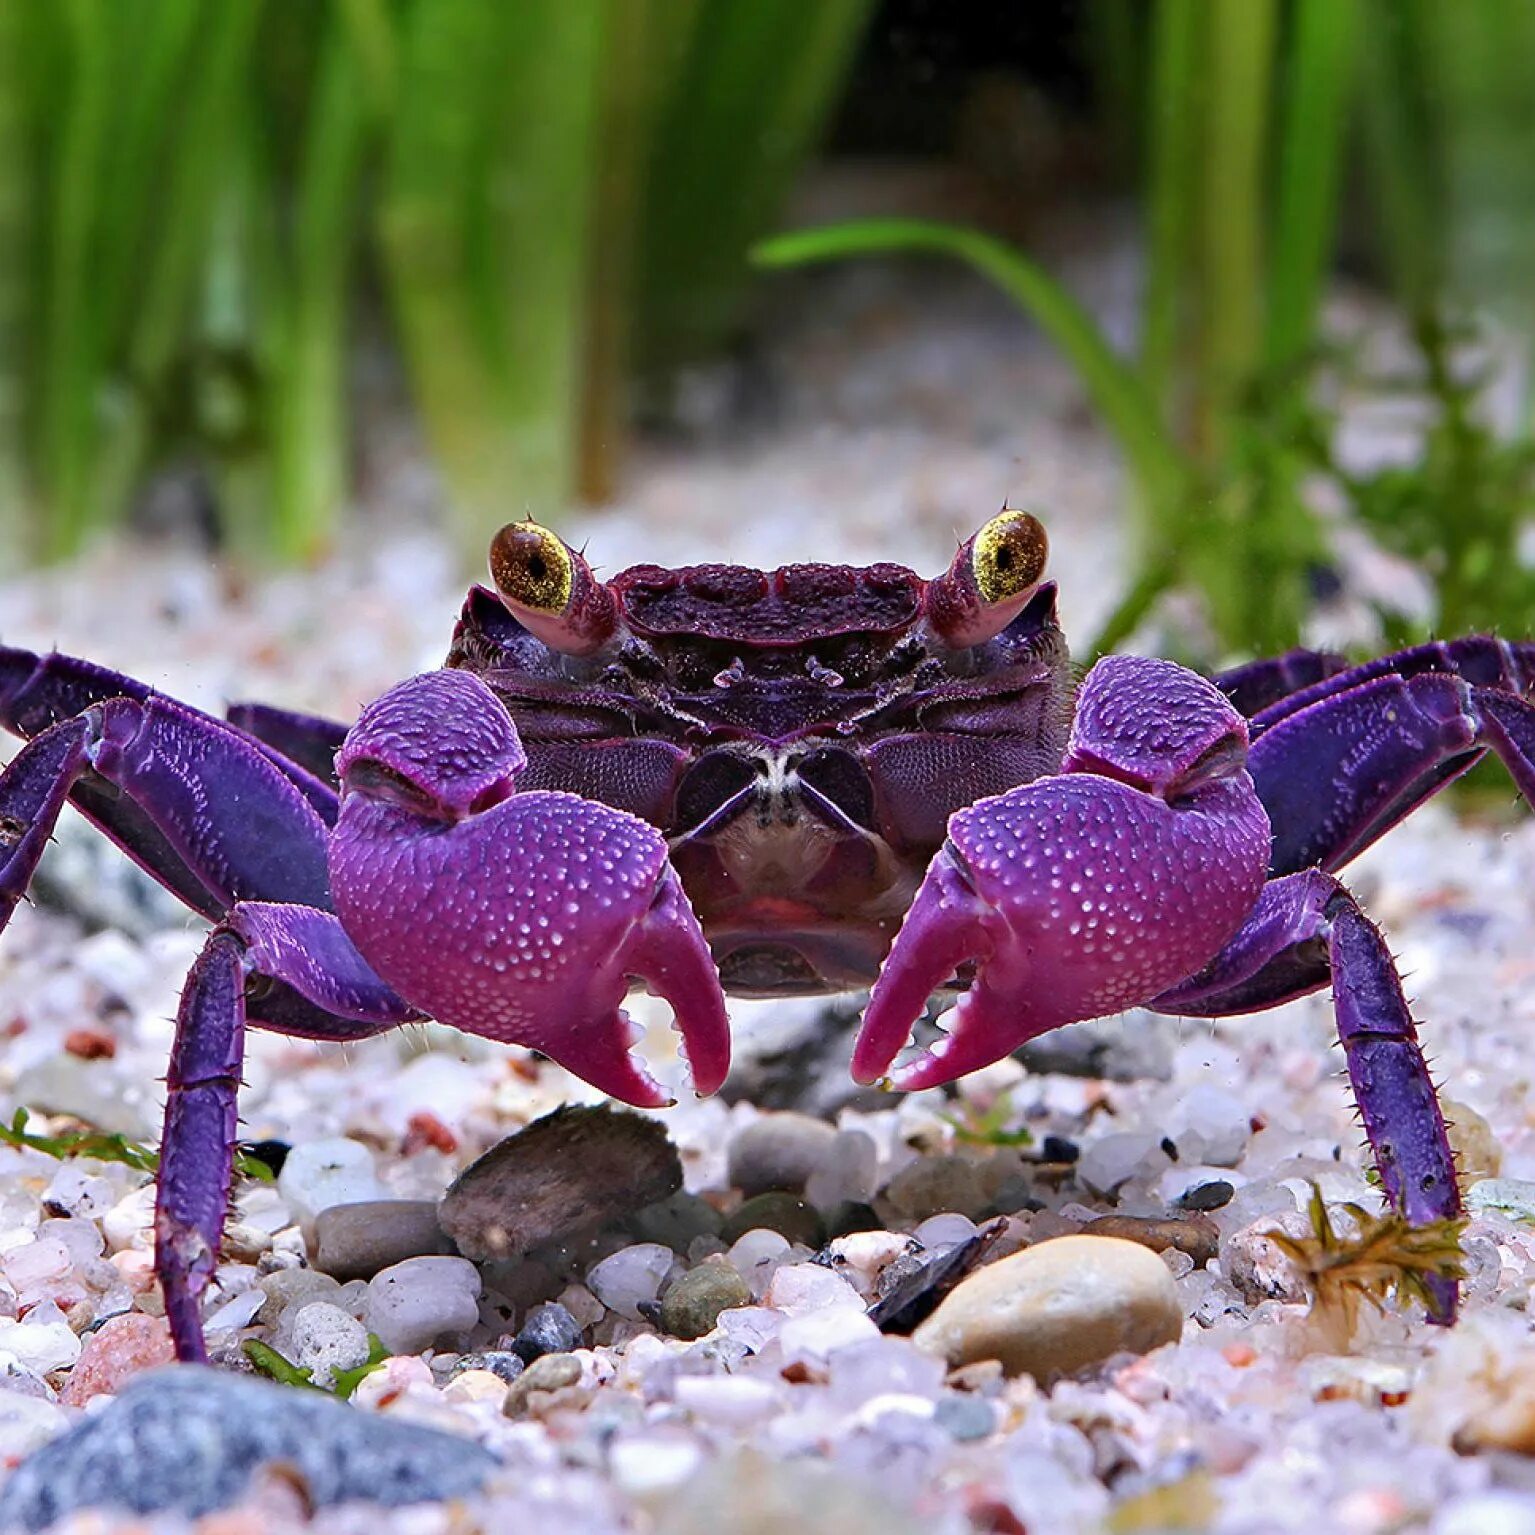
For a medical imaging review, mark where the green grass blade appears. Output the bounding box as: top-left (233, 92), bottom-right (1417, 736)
top-left (637, 0), bottom-right (875, 374)
top-left (0, 0), bottom-right (39, 558)
top-left (756, 218), bottom-right (1185, 510)
top-left (1264, 0), bottom-right (1360, 368)
top-left (270, 14), bottom-right (372, 563)
top-left (1140, 0), bottom-right (1201, 413)
top-left (39, 0), bottom-right (113, 560)
top-left (1196, 0), bottom-right (1277, 460)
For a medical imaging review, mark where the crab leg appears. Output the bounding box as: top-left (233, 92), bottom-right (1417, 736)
top-left (1153, 870), bottom-right (1460, 1321)
top-left (0, 689), bottom-right (335, 936)
top-left (160, 904), bottom-right (418, 1361)
top-left (225, 702), bottom-right (348, 787)
top-left (1213, 648), bottom-right (1349, 717)
top-left (1250, 666), bottom-right (1535, 875)
top-left (852, 656), bottom-right (1272, 1092)
top-left (329, 670), bottom-right (731, 1109)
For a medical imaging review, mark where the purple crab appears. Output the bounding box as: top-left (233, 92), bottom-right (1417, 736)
top-left (2, 510), bottom-right (1530, 1360)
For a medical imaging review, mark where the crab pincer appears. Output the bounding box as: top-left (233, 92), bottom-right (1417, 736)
top-left (329, 669), bottom-right (729, 1107)
top-left (852, 656), bottom-right (1272, 1091)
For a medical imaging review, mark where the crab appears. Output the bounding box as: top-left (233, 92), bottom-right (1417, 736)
top-left (1, 510), bottom-right (1531, 1361)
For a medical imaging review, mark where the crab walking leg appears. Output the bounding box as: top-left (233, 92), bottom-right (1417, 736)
top-left (225, 702), bottom-right (348, 788)
top-left (853, 657), bottom-right (1272, 1092)
top-left (330, 670), bottom-right (730, 1108)
top-left (1251, 668), bottom-right (1535, 875)
top-left (159, 905), bottom-right (418, 1361)
top-left (1153, 870), bottom-right (1461, 1320)
top-left (0, 690), bottom-right (336, 938)
top-left (0, 653), bottom-right (339, 927)
top-left (0, 646), bottom-right (339, 818)
top-left (1213, 648), bottom-right (1349, 717)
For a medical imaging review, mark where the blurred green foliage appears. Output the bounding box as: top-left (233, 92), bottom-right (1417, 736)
top-left (0, 0), bottom-right (871, 565)
top-left (761, 0), bottom-right (1535, 662)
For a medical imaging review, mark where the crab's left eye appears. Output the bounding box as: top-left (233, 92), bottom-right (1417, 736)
top-left (491, 522), bottom-right (575, 615)
top-left (973, 510), bottom-right (1048, 605)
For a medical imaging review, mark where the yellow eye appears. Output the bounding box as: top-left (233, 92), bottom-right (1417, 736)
top-left (972, 510), bottom-right (1048, 604)
top-left (490, 522), bottom-right (574, 614)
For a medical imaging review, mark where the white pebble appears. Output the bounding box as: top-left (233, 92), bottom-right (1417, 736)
top-left (727, 1229), bottom-right (791, 1298)
top-left (1166, 1084), bottom-right (1250, 1166)
top-left (673, 1374), bottom-right (783, 1427)
top-left (278, 1138), bottom-right (386, 1227)
top-left (913, 1213), bottom-right (979, 1250)
top-left (42, 1164), bottom-right (118, 1220)
top-left (763, 1263), bottom-right (863, 1317)
top-left (586, 1243), bottom-right (674, 1321)
top-left (288, 1301), bottom-right (371, 1387)
top-left (101, 1186), bottom-right (156, 1253)
top-left (779, 1305), bottom-right (880, 1367)
top-left (0, 1317), bottom-right (81, 1375)
top-left (0, 1391), bottom-right (67, 1460)
top-left (364, 1256), bottom-right (481, 1354)
top-left (609, 1431), bottom-right (704, 1497)
top-left (1078, 1133), bottom-right (1168, 1195)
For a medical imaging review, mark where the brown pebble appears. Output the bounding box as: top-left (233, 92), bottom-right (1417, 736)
top-left (502, 1351), bottom-right (584, 1417)
top-left (1084, 1213), bottom-right (1220, 1267)
top-left (440, 1106), bottom-right (681, 1262)
top-left (62, 1313), bottom-right (175, 1406)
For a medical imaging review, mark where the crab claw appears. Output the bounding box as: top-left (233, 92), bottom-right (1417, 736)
top-left (331, 671), bottom-right (730, 1109)
top-left (853, 766), bottom-right (1271, 1093)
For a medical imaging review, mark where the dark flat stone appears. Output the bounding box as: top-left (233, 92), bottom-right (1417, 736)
top-left (438, 1105), bottom-right (682, 1262)
top-left (0, 1367), bottom-right (498, 1529)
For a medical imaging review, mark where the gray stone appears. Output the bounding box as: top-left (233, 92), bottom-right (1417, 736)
top-left (720, 1193), bottom-right (824, 1249)
top-left (439, 1105), bottom-right (681, 1261)
top-left (629, 1192), bottom-right (724, 1251)
top-left (511, 1301), bottom-right (584, 1362)
top-left (727, 1114), bottom-right (838, 1197)
top-left (933, 1392), bottom-right (996, 1442)
top-left (660, 1264), bottom-right (753, 1340)
top-left (312, 1200), bottom-right (454, 1281)
top-left (0, 1367), bottom-right (497, 1528)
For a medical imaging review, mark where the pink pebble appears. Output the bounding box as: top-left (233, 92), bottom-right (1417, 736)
top-left (62, 1312), bottom-right (175, 1407)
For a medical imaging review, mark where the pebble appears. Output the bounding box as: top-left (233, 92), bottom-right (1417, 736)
top-left (439, 1105), bottom-right (681, 1261)
top-left (277, 1138), bottom-right (386, 1230)
top-left (0, 1367), bottom-right (497, 1526)
top-left (883, 1156), bottom-right (989, 1221)
top-left (1084, 1214), bottom-right (1220, 1267)
top-left (287, 1301), bottom-right (371, 1388)
top-left (912, 1235), bottom-right (1183, 1379)
top-left (720, 1193), bottom-right (825, 1249)
top-left (1173, 1179), bottom-right (1236, 1213)
top-left (1222, 1216), bottom-right (1309, 1307)
top-left (727, 1113), bottom-right (839, 1196)
top-left (1164, 1084), bottom-right (1251, 1167)
top-left (311, 1199), bottom-right (453, 1281)
top-left (61, 1313), bottom-right (175, 1406)
top-left (511, 1301), bottom-right (585, 1361)
top-left (256, 1266), bottom-right (342, 1327)
top-left (0, 1315), bottom-right (81, 1376)
top-left (628, 1192), bottom-right (724, 1252)
top-left (587, 1243), bottom-right (675, 1321)
top-left (503, 1351), bottom-right (583, 1416)
top-left (766, 1262), bottom-right (862, 1316)
top-left (1078, 1133), bottom-right (1171, 1196)
top-left (806, 1129), bottom-right (881, 1207)
top-left (364, 1256), bottom-right (482, 1354)
top-left (660, 1263), bottom-right (753, 1340)
top-left (1443, 1097), bottom-right (1502, 1182)
top-left (672, 1373), bottom-right (782, 1427)
top-left (1467, 1178), bottom-right (1535, 1221)
top-left (933, 1392), bottom-right (996, 1442)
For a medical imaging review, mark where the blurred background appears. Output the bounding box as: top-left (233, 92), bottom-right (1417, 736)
top-left (2, 0), bottom-right (1534, 667)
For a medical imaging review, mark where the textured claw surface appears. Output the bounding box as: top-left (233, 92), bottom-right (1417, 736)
top-left (332, 673), bottom-right (727, 1107)
top-left (855, 658), bottom-right (1270, 1092)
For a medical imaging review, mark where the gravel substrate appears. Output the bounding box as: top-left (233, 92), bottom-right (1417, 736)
top-left (2, 260), bottom-right (1535, 1533)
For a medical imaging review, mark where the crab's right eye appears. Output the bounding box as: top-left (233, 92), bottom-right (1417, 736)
top-left (925, 507), bottom-right (1050, 647)
top-left (488, 521), bottom-right (618, 656)
top-left (491, 522), bottom-right (575, 615)
top-left (973, 510), bottom-right (1049, 605)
